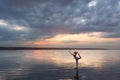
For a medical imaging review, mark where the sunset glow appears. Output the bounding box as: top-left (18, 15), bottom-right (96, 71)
top-left (46, 33), bottom-right (119, 42)
top-left (25, 32), bottom-right (120, 49)
top-left (0, 0), bottom-right (120, 49)
top-left (30, 50), bottom-right (117, 68)
top-left (1, 0), bottom-right (120, 80)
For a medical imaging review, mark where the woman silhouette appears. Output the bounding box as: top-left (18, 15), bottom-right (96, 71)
top-left (69, 51), bottom-right (81, 68)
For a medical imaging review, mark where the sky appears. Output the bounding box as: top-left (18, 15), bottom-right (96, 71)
top-left (0, 0), bottom-right (120, 49)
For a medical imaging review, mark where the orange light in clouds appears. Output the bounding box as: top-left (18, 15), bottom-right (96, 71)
top-left (27, 32), bottom-right (120, 46)
top-left (33, 42), bottom-right (48, 45)
top-left (27, 41), bottom-right (62, 45)
top-left (46, 32), bottom-right (120, 42)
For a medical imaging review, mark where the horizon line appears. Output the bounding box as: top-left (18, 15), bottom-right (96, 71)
top-left (0, 46), bottom-right (109, 50)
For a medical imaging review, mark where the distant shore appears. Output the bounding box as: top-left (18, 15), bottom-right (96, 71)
top-left (0, 47), bottom-right (108, 50)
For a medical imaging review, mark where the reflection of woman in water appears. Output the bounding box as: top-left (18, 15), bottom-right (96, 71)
top-left (69, 51), bottom-right (81, 68)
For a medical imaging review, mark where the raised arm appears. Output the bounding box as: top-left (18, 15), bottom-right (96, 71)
top-left (68, 51), bottom-right (74, 55)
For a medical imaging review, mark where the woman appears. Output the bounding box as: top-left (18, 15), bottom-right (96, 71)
top-left (69, 51), bottom-right (81, 68)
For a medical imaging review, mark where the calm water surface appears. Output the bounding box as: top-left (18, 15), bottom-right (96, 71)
top-left (0, 50), bottom-right (120, 80)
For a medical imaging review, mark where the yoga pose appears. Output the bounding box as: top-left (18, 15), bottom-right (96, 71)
top-left (69, 51), bottom-right (81, 68)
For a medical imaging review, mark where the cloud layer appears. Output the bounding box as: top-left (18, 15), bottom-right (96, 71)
top-left (0, 0), bottom-right (120, 41)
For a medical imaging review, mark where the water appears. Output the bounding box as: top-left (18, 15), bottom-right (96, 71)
top-left (0, 50), bottom-right (120, 80)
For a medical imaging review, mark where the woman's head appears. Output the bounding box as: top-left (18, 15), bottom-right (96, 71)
top-left (74, 51), bottom-right (78, 55)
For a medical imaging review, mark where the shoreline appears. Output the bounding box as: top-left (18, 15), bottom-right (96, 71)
top-left (0, 47), bottom-right (108, 50)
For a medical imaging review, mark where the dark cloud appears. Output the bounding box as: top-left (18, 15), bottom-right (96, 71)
top-left (102, 32), bottom-right (120, 38)
top-left (0, 0), bottom-right (120, 42)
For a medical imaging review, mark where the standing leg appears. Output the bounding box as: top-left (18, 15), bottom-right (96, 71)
top-left (75, 59), bottom-right (79, 79)
top-left (76, 59), bottom-right (78, 69)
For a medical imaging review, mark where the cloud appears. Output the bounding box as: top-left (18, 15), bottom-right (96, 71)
top-left (101, 32), bottom-right (120, 38)
top-left (0, 0), bottom-right (120, 42)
